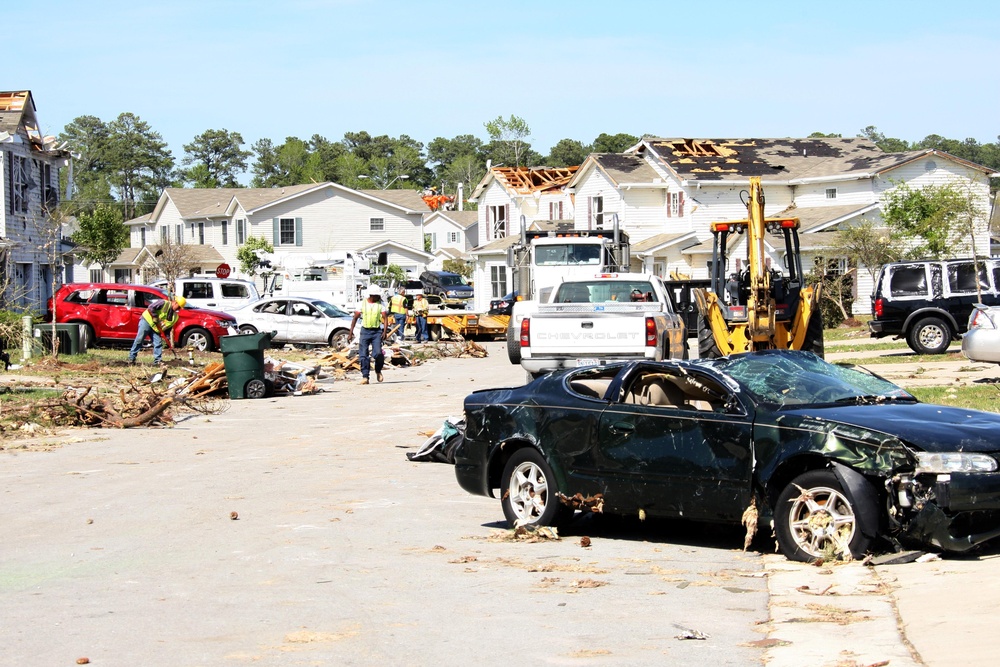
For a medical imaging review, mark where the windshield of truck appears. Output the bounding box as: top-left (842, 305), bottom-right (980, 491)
top-left (439, 274), bottom-right (468, 287)
top-left (534, 244), bottom-right (602, 266)
top-left (554, 280), bottom-right (656, 304)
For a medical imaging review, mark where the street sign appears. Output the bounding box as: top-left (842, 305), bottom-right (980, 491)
top-left (216, 263), bottom-right (231, 279)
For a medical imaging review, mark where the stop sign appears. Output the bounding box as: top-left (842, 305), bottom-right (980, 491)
top-left (216, 263), bottom-right (231, 279)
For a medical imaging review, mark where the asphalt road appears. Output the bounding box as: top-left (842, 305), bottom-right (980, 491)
top-left (2, 339), bottom-right (999, 666)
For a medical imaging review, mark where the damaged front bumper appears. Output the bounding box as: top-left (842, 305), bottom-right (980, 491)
top-left (898, 472), bottom-right (1000, 552)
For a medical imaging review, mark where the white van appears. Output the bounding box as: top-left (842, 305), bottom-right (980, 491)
top-left (151, 277), bottom-right (261, 313)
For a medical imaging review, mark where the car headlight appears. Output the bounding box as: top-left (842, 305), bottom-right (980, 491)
top-left (217, 319), bottom-right (236, 328)
top-left (915, 452), bottom-right (998, 473)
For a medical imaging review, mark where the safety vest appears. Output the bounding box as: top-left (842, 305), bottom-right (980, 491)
top-left (142, 301), bottom-right (179, 332)
top-left (413, 298), bottom-right (429, 316)
top-left (390, 293), bottom-right (407, 315)
top-left (360, 300), bottom-right (384, 328)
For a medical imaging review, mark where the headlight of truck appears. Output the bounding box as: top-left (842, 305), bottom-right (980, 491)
top-left (915, 452), bottom-right (998, 473)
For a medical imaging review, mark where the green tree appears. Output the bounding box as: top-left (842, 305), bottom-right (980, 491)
top-left (237, 236), bottom-right (274, 277)
top-left (858, 126), bottom-right (910, 152)
top-left (104, 112), bottom-right (174, 219)
top-left (250, 138), bottom-right (282, 187)
top-left (545, 138), bottom-right (588, 167)
top-left (808, 131), bottom-right (842, 138)
top-left (591, 132), bottom-right (639, 153)
top-left (483, 114), bottom-right (533, 167)
top-left (442, 258), bottom-right (472, 279)
top-left (70, 204), bottom-right (129, 273)
top-left (881, 180), bottom-right (985, 259)
top-left (831, 219), bottom-right (907, 282)
top-left (181, 128), bottom-right (251, 188)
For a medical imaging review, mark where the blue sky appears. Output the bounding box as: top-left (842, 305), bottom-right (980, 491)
top-left (9, 0), bottom-right (1000, 174)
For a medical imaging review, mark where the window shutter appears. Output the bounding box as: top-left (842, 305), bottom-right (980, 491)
top-left (587, 198), bottom-right (592, 230)
top-left (666, 192), bottom-right (672, 218)
top-left (678, 192), bottom-right (685, 217)
top-left (272, 218), bottom-right (280, 246)
top-left (6, 152), bottom-right (12, 214)
top-left (295, 217), bottom-right (303, 246)
top-left (559, 202), bottom-right (563, 219)
top-left (504, 204), bottom-right (509, 236)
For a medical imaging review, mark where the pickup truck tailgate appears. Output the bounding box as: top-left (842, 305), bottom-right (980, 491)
top-left (528, 304), bottom-right (653, 355)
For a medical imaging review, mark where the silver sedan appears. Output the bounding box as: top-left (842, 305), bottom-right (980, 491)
top-left (962, 304), bottom-right (1000, 363)
top-left (231, 296), bottom-right (354, 348)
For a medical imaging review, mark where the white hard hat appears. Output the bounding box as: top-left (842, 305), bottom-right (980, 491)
top-left (367, 285), bottom-right (382, 297)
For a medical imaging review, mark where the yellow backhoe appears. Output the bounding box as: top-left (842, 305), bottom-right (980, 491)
top-left (693, 176), bottom-right (824, 358)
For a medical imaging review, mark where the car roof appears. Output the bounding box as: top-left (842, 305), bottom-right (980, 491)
top-left (61, 282), bottom-right (166, 293)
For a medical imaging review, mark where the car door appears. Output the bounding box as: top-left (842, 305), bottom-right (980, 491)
top-left (251, 300), bottom-right (290, 342)
top-left (593, 367), bottom-right (754, 521)
top-left (286, 300), bottom-right (325, 343)
top-left (90, 287), bottom-right (136, 341)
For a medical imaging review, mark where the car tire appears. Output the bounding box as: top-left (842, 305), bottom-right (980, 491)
top-left (75, 322), bottom-right (95, 350)
top-left (774, 469), bottom-right (874, 562)
top-left (800, 310), bottom-right (825, 359)
top-left (501, 448), bottom-right (571, 528)
top-left (906, 316), bottom-right (952, 355)
top-left (506, 322), bottom-right (521, 364)
top-left (697, 315), bottom-right (722, 359)
top-left (238, 324), bottom-right (258, 335)
top-left (329, 329), bottom-right (349, 349)
top-left (180, 327), bottom-right (213, 352)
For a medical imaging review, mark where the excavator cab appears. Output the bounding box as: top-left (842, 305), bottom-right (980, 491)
top-left (694, 177), bottom-right (823, 359)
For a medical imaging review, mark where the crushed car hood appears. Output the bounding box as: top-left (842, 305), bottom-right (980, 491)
top-left (784, 403), bottom-right (1000, 453)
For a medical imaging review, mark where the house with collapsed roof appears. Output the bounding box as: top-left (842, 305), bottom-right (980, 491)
top-left (468, 138), bottom-right (996, 313)
top-left (87, 183), bottom-right (434, 285)
top-left (0, 91), bottom-right (74, 312)
top-left (422, 209), bottom-right (478, 270)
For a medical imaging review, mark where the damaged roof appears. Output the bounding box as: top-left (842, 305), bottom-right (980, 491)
top-left (638, 137), bottom-right (995, 183)
top-left (0, 91), bottom-right (36, 138)
top-left (470, 165), bottom-right (578, 200)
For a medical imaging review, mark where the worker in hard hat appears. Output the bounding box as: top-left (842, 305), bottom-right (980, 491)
top-left (389, 286), bottom-right (408, 342)
top-left (347, 285), bottom-right (389, 384)
top-left (128, 295), bottom-right (187, 365)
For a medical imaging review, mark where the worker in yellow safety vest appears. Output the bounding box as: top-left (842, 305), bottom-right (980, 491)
top-left (389, 287), bottom-right (408, 341)
top-left (348, 286), bottom-right (389, 384)
top-left (128, 295), bottom-right (187, 365)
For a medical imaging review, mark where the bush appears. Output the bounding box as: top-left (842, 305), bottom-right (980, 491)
top-left (0, 309), bottom-right (28, 351)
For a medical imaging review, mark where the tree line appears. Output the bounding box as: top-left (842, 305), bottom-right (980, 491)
top-left (59, 111), bottom-right (1000, 223)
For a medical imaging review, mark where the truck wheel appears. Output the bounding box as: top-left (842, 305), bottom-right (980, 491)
top-left (774, 469), bottom-right (873, 562)
top-left (506, 322), bottom-right (522, 364)
top-left (800, 311), bottom-right (825, 359)
top-left (907, 316), bottom-right (952, 355)
top-left (697, 316), bottom-right (722, 359)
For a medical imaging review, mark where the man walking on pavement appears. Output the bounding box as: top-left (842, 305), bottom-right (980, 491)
top-left (412, 292), bottom-right (430, 342)
top-left (389, 287), bottom-right (408, 342)
top-left (128, 295), bottom-right (187, 365)
top-left (348, 286), bottom-right (389, 384)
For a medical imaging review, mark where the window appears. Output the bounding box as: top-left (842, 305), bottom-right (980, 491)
top-left (448, 231), bottom-right (460, 244)
top-left (182, 282), bottom-right (212, 299)
top-left (370, 217), bottom-right (385, 232)
top-left (272, 217), bottom-right (303, 247)
top-left (175, 224), bottom-right (183, 244)
top-left (814, 256), bottom-right (849, 276)
top-left (236, 218), bottom-right (246, 245)
top-left (10, 155), bottom-right (28, 213)
top-left (113, 268), bottom-right (133, 283)
top-left (160, 226), bottom-right (169, 242)
top-left (140, 227), bottom-right (146, 246)
top-left (194, 222), bottom-right (205, 244)
top-left (488, 205), bottom-right (507, 240)
top-left (948, 262), bottom-right (989, 294)
top-left (221, 220), bottom-right (229, 245)
top-left (427, 232), bottom-right (437, 250)
top-left (591, 196), bottom-right (604, 229)
top-left (490, 265), bottom-right (507, 298)
top-left (41, 162), bottom-right (56, 210)
top-left (89, 268), bottom-right (103, 282)
top-left (669, 192), bottom-right (680, 217)
top-left (826, 188), bottom-right (837, 200)
top-left (549, 201), bottom-right (563, 220)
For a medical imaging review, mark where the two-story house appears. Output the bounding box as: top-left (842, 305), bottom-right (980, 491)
top-left (0, 91), bottom-right (73, 312)
top-left (94, 183), bottom-right (433, 285)
top-left (422, 209), bottom-right (478, 270)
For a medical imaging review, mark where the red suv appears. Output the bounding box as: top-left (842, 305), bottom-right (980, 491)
top-left (48, 283), bottom-right (237, 351)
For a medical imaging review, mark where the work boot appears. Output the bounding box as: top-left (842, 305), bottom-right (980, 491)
top-left (376, 371), bottom-right (384, 383)
top-left (360, 378), bottom-right (369, 385)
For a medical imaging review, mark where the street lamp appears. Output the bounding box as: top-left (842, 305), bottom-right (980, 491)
top-left (359, 174), bottom-right (410, 190)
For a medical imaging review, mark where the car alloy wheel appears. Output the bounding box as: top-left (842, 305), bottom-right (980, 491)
top-left (500, 448), bottom-right (570, 528)
top-left (775, 469), bottom-right (872, 562)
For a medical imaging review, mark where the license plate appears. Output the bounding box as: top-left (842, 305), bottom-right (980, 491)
top-left (576, 358), bottom-right (599, 367)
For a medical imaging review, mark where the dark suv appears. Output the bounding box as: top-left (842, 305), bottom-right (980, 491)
top-left (869, 258), bottom-right (1000, 354)
top-left (48, 283), bottom-right (237, 351)
top-left (419, 271), bottom-right (473, 309)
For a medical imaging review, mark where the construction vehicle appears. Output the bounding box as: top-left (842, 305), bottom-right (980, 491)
top-left (693, 176), bottom-right (824, 358)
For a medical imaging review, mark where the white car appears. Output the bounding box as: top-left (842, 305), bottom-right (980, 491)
top-left (231, 296), bottom-right (354, 348)
top-left (152, 277), bottom-right (260, 313)
top-left (962, 304), bottom-right (1000, 363)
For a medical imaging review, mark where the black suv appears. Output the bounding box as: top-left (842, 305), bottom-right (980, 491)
top-left (869, 258), bottom-right (1000, 354)
top-left (419, 271), bottom-right (473, 309)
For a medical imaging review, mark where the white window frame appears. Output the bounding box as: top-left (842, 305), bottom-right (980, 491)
top-left (194, 222), bottom-right (205, 244)
top-left (279, 218), bottom-right (296, 245)
top-left (140, 227), bottom-right (146, 246)
top-left (591, 196), bottom-right (604, 229)
top-left (669, 192), bottom-right (680, 217)
top-left (89, 268), bottom-right (103, 282)
top-left (448, 231), bottom-right (459, 244)
top-left (11, 155), bottom-right (28, 213)
top-left (370, 217), bottom-right (385, 232)
top-left (825, 188), bottom-right (837, 200)
top-left (175, 224), bottom-right (183, 244)
top-left (236, 218), bottom-right (246, 245)
top-left (490, 264), bottom-right (508, 298)
top-left (488, 205), bottom-right (507, 240)
top-left (160, 226), bottom-right (169, 242)
top-left (221, 220), bottom-right (229, 245)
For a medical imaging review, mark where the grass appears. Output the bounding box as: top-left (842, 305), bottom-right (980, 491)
top-left (909, 384), bottom-right (1000, 412)
top-left (833, 350), bottom-right (965, 366)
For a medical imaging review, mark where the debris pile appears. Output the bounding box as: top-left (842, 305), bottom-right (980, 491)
top-left (316, 340), bottom-right (488, 378)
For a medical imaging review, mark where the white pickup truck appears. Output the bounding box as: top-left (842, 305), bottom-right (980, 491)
top-left (515, 273), bottom-right (687, 376)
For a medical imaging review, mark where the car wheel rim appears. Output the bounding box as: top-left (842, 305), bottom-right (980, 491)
top-left (918, 325), bottom-right (944, 350)
top-left (507, 460), bottom-right (549, 522)
top-left (785, 485), bottom-right (856, 559)
top-left (188, 334), bottom-right (210, 351)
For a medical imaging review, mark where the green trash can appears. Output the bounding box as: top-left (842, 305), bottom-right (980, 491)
top-left (220, 331), bottom-right (275, 399)
top-left (34, 323), bottom-right (86, 355)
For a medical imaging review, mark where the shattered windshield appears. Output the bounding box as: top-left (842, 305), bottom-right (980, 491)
top-left (713, 351), bottom-right (913, 408)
